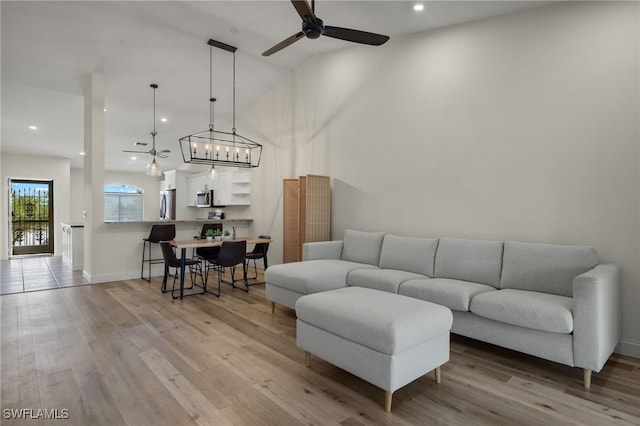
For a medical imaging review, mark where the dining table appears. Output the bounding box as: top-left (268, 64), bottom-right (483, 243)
top-left (166, 237), bottom-right (272, 300)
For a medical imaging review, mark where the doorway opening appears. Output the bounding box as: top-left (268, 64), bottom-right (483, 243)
top-left (10, 179), bottom-right (54, 256)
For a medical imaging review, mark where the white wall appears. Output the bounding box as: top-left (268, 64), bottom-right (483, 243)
top-left (70, 168), bottom-right (162, 222)
top-left (243, 2), bottom-right (640, 354)
top-left (1, 154), bottom-right (71, 259)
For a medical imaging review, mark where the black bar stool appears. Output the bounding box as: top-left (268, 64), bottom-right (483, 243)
top-left (141, 224), bottom-right (175, 282)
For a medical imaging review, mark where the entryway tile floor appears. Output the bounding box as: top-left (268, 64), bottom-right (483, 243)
top-left (0, 256), bottom-right (88, 295)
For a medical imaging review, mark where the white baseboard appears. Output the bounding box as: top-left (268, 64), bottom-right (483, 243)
top-left (616, 339), bottom-right (640, 359)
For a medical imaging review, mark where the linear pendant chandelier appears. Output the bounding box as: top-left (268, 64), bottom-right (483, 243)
top-left (179, 39), bottom-right (262, 172)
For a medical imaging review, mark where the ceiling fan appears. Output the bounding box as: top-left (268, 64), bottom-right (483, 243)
top-left (262, 0), bottom-right (390, 56)
top-left (123, 84), bottom-right (170, 175)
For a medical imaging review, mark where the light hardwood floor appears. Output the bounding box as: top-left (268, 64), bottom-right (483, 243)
top-left (1, 273), bottom-right (639, 425)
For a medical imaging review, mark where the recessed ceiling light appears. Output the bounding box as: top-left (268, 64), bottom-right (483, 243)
top-left (161, 117), bottom-right (167, 123)
top-left (413, 4), bottom-right (424, 12)
top-left (131, 156), bottom-right (137, 160)
top-left (29, 125), bottom-right (38, 130)
top-left (80, 152), bottom-right (85, 156)
top-left (103, 108), bottom-right (107, 112)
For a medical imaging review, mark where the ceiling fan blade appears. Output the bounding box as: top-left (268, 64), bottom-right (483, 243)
top-left (262, 31), bottom-right (305, 56)
top-left (323, 26), bottom-right (389, 46)
top-left (156, 153), bottom-right (169, 159)
top-left (158, 149), bottom-right (171, 153)
top-left (291, 0), bottom-right (315, 22)
top-left (122, 150), bottom-right (149, 154)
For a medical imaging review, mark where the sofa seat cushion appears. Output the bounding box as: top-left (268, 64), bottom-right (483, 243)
top-left (470, 289), bottom-right (574, 333)
top-left (265, 259), bottom-right (378, 295)
top-left (379, 235), bottom-right (439, 276)
top-left (296, 287), bottom-right (452, 355)
top-left (347, 269), bottom-right (428, 294)
top-left (399, 278), bottom-right (496, 312)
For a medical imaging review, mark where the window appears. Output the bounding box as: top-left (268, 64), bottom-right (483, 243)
top-left (104, 185), bottom-right (143, 222)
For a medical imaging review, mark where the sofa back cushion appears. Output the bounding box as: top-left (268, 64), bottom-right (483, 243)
top-left (434, 238), bottom-right (504, 288)
top-left (340, 230), bottom-right (386, 266)
top-left (379, 235), bottom-right (439, 276)
top-left (500, 241), bottom-right (598, 297)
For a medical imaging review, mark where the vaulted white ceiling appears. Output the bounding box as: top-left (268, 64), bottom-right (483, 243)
top-left (1, 1), bottom-right (554, 172)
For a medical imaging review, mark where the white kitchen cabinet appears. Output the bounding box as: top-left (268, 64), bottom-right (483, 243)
top-left (162, 170), bottom-right (177, 190)
top-left (187, 173), bottom-right (212, 206)
top-left (213, 168), bottom-right (250, 206)
top-left (213, 171), bottom-right (232, 206)
top-left (160, 179), bottom-right (169, 191)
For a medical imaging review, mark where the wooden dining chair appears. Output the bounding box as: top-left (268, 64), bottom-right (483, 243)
top-left (203, 240), bottom-right (247, 296)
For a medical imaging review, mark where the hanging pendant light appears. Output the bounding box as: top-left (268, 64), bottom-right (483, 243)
top-left (146, 84), bottom-right (163, 176)
top-left (179, 39), bottom-right (262, 169)
top-left (123, 83), bottom-right (169, 176)
top-left (147, 157), bottom-right (162, 177)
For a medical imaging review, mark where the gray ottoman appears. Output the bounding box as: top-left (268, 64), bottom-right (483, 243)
top-left (296, 286), bottom-right (453, 412)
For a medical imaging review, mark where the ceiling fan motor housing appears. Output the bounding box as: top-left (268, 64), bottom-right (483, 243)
top-left (303, 17), bottom-right (324, 39)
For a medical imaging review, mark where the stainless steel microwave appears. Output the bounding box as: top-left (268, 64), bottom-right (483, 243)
top-left (195, 190), bottom-right (213, 207)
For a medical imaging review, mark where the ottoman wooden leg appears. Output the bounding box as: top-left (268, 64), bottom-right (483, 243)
top-left (384, 391), bottom-right (393, 412)
top-left (305, 351), bottom-right (311, 367)
top-left (584, 369), bottom-right (592, 389)
top-left (271, 301), bottom-right (276, 313)
top-left (435, 366), bottom-right (441, 384)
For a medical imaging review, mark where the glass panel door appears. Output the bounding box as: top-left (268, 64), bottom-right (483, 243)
top-left (10, 180), bottom-right (54, 255)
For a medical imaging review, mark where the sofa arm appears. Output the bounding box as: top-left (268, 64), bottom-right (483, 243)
top-left (303, 241), bottom-right (343, 261)
top-left (573, 262), bottom-right (622, 373)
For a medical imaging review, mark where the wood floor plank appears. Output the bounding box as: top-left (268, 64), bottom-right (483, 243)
top-left (1, 279), bottom-right (639, 426)
top-left (107, 286), bottom-right (224, 372)
top-left (139, 348), bottom-right (233, 426)
top-left (506, 375), bottom-right (639, 425)
top-left (186, 363), bottom-right (305, 426)
top-left (1, 294), bottom-right (42, 419)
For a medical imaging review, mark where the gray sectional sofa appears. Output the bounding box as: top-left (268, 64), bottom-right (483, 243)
top-left (265, 229), bottom-right (622, 388)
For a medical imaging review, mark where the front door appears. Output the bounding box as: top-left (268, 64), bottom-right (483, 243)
top-left (10, 179), bottom-right (54, 256)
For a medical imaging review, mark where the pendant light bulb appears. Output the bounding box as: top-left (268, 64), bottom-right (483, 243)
top-left (208, 164), bottom-right (216, 179)
top-left (146, 158), bottom-right (162, 177)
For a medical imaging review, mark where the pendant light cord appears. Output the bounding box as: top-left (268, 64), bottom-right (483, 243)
top-left (150, 83), bottom-right (158, 152)
top-left (153, 86), bottom-right (156, 136)
top-left (232, 50), bottom-right (236, 135)
top-left (209, 45), bottom-right (214, 132)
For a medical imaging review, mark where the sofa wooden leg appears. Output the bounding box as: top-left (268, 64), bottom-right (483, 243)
top-left (271, 301), bottom-right (275, 314)
top-left (305, 351), bottom-right (311, 367)
top-left (584, 369), bottom-right (592, 389)
top-left (435, 366), bottom-right (442, 384)
top-left (384, 391), bottom-right (392, 412)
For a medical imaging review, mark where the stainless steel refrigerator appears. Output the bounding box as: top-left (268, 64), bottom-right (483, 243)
top-left (159, 189), bottom-right (176, 220)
